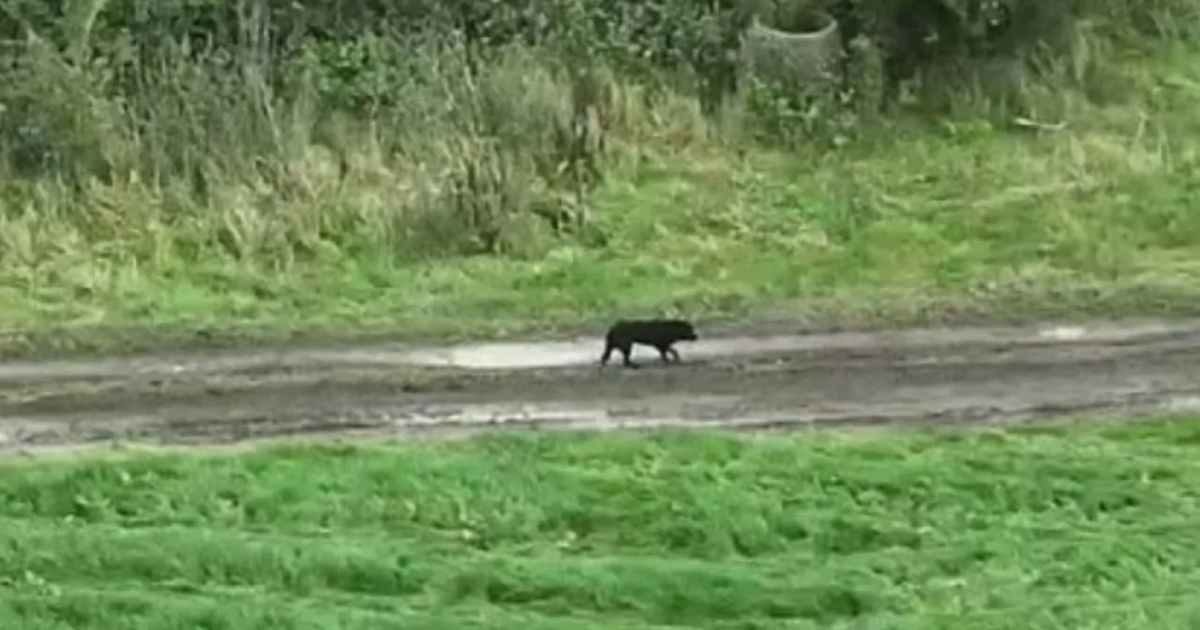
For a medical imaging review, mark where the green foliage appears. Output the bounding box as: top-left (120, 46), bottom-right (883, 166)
top-left (0, 0), bottom-right (1186, 187)
top-left (2, 420), bottom-right (1200, 626)
top-left (0, 0), bottom-right (1197, 346)
top-left (740, 79), bottom-right (857, 148)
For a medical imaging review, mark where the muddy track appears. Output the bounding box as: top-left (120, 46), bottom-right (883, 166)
top-left (2, 319), bottom-right (1200, 455)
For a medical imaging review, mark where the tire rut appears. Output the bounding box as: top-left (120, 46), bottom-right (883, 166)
top-left (3, 319), bottom-right (1200, 455)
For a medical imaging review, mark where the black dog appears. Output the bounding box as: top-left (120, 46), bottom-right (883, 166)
top-left (600, 319), bottom-right (699, 369)
top-left (879, 0), bottom-right (971, 105)
top-left (827, 0), bottom-right (1002, 107)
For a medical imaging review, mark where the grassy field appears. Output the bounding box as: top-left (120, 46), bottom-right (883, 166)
top-left (1, 419), bottom-right (1199, 628)
top-left (2, 10), bottom-right (1200, 357)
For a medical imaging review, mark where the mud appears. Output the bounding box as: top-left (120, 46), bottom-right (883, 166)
top-left (3, 319), bottom-right (1200, 456)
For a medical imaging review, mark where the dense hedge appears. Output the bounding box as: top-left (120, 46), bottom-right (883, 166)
top-left (0, 0), bottom-right (1119, 127)
top-left (0, 0), bottom-right (1186, 181)
top-left (0, 0), bottom-right (1132, 73)
top-left (4, 0), bottom-right (1185, 52)
top-left (0, 0), bottom-right (1192, 261)
top-left (0, 0), bottom-right (1188, 106)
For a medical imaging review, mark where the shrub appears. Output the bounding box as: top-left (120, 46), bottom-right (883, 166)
top-left (0, 0), bottom-right (1192, 271)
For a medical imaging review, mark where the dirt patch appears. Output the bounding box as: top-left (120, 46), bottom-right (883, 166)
top-left (3, 319), bottom-right (1200, 456)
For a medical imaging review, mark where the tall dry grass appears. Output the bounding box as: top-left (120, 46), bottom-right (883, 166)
top-left (0, 0), bottom-right (1194, 340)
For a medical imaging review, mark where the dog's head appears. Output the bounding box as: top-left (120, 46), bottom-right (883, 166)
top-left (675, 322), bottom-right (699, 341)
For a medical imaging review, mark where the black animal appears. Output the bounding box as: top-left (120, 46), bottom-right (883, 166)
top-left (878, 0), bottom-right (972, 104)
top-left (600, 319), bottom-right (699, 369)
top-left (825, 0), bottom-right (1010, 106)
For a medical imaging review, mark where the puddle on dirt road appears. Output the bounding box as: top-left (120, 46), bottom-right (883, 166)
top-left (389, 321), bottom-right (1200, 370)
top-left (6, 319), bottom-right (1200, 457)
top-left (2, 319), bottom-right (1200, 381)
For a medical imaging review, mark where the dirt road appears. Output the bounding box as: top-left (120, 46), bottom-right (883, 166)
top-left (3, 319), bottom-right (1200, 455)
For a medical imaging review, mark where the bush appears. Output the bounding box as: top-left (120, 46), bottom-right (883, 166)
top-left (0, 0), bottom-right (1193, 272)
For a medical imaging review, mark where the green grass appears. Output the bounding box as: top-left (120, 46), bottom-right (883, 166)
top-left (2, 419), bottom-right (1200, 628)
top-left (4, 28), bottom-right (1200, 358)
